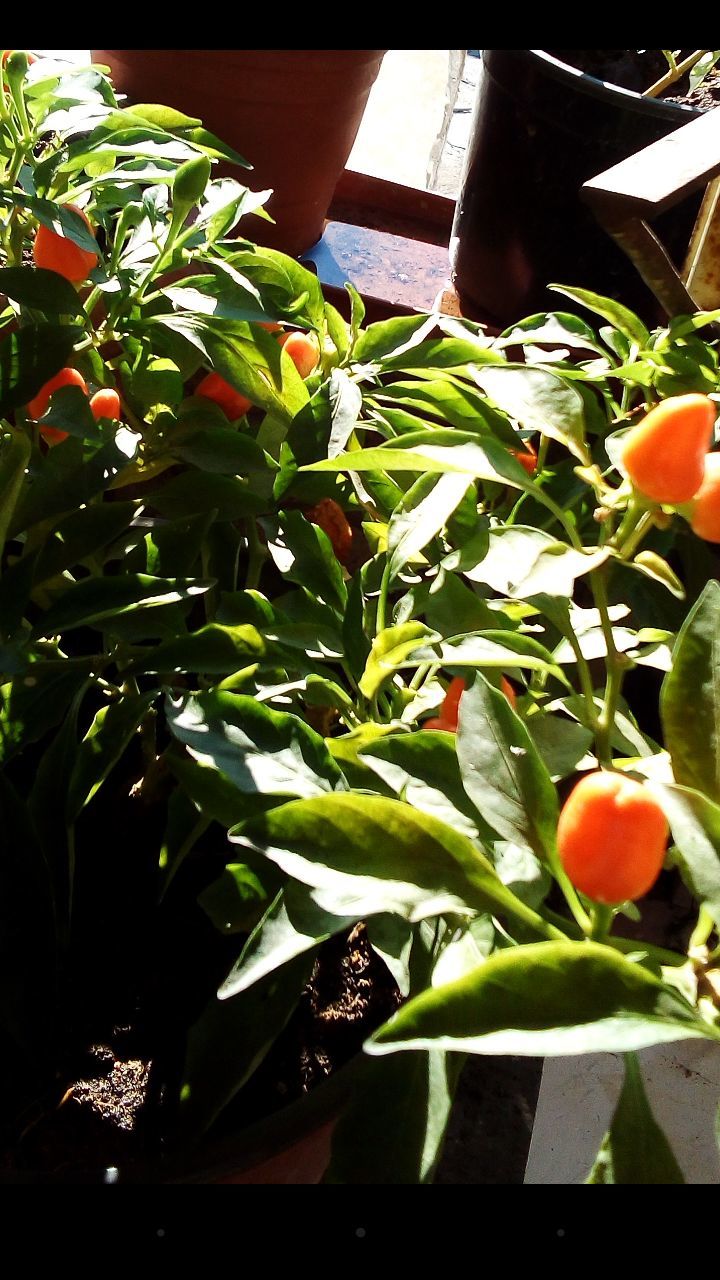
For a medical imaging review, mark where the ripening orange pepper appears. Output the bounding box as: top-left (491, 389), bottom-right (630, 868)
top-left (278, 330), bottom-right (320, 379)
top-left (424, 675), bottom-right (516, 731)
top-left (621, 393), bottom-right (717, 505)
top-left (512, 443), bottom-right (537, 476)
top-left (557, 770), bottom-right (668, 904)
top-left (304, 498), bottom-right (353, 565)
top-left (195, 371), bottom-right (253, 421)
top-left (26, 366), bottom-right (88, 442)
top-left (683, 451), bottom-right (720, 542)
top-left (89, 388), bottom-right (121, 422)
top-left (33, 202), bottom-right (98, 283)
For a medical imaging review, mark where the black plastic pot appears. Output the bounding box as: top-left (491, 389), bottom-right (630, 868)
top-left (450, 50), bottom-right (704, 326)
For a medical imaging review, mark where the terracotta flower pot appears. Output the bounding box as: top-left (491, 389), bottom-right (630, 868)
top-left (92, 49), bottom-right (386, 257)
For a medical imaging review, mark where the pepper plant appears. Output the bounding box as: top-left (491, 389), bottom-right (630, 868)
top-left (4, 52), bottom-right (720, 1183)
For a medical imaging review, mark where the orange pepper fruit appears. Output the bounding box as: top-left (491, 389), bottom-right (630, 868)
top-left (557, 770), bottom-right (668, 904)
top-left (621, 393), bottom-right (717, 505)
top-left (304, 498), bottom-right (353, 565)
top-left (512, 443), bottom-right (538, 476)
top-left (89, 388), bottom-right (121, 422)
top-left (195, 371), bottom-right (253, 421)
top-left (278, 330), bottom-right (320, 379)
top-left (424, 674), bottom-right (516, 732)
top-left (684, 451), bottom-right (720, 542)
top-left (27, 366), bottom-right (88, 442)
top-left (33, 202), bottom-right (98, 283)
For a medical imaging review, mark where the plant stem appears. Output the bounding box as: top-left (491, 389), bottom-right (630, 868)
top-left (589, 902), bottom-right (614, 943)
top-left (690, 904), bottom-right (715, 954)
top-left (375, 558), bottom-right (391, 633)
top-left (590, 564), bottom-right (624, 768)
top-left (644, 49), bottom-right (708, 98)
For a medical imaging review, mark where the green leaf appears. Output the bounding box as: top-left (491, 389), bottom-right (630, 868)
top-left (548, 284), bottom-right (649, 348)
top-left (359, 623), bottom-right (440, 699)
top-left (325, 1049), bottom-right (462, 1184)
top-left (177, 951), bottom-right (315, 1142)
top-left (219, 885), bottom-right (356, 999)
top-left (146, 471), bottom-right (267, 521)
top-left (170, 426), bottom-right (269, 475)
top-left (9, 439), bottom-right (126, 537)
top-left (167, 751), bottom-right (277, 829)
top-left (165, 689), bottom-right (347, 800)
top-left (661, 581), bottom-right (720, 803)
top-left (526, 713), bottom-right (595, 781)
top-left (325, 723), bottom-right (398, 790)
top-left (497, 311), bottom-right (607, 356)
top-left (353, 314), bottom-right (434, 362)
top-left (301, 435), bottom-right (529, 488)
top-left (31, 574), bottom-right (211, 637)
top-left (471, 363), bottom-right (590, 462)
top-left (368, 941), bottom-right (720, 1058)
top-left (430, 631), bottom-right (565, 682)
top-left (129, 624), bottom-right (265, 675)
top-left (230, 793), bottom-right (557, 935)
top-left (0, 267), bottom-right (83, 315)
top-left (328, 367), bottom-right (363, 459)
top-left (0, 323), bottom-right (84, 415)
top-left (374, 379), bottom-right (510, 437)
top-left (143, 510), bottom-right (213, 578)
top-left (0, 425), bottom-right (31, 563)
top-left (21, 196), bottom-right (100, 254)
top-left (464, 525), bottom-right (607, 599)
top-left (387, 472), bottom-right (471, 580)
top-left (198, 863), bottom-right (274, 936)
top-left (456, 674), bottom-right (559, 864)
top-left (33, 502), bottom-right (136, 585)
top-left (0, 662), bottom-right (91, 764)
top-left (653, 783), bottom-right (720, 929)
top-left (586, 1053), bottom-right (684, 1183)
top-left (29, 384), bottom-right (97, 441)
top-left (262, 510), bottom-right (347, 615)
top-left (359, 731), bottom-right (481, 840)
top-left (378, 336), bottom-right (505, 371)
top-left (66, 691), bottom-right (155, 821)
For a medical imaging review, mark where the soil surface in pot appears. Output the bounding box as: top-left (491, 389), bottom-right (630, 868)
top-left (3, 923), bottom-right (401, 1178)
top-left (547, 49), bottom-right (720, 109)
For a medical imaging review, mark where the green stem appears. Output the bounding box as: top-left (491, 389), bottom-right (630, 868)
top-left (690, 904), bottom-right (715, 954)
top-left (644, 49), bottom-right (707, 98)
top-left (589, 902), bottom-right (614, 943)
top-left (408, 661), bottom-right (435, 692)
top-left (554, 865), bottom-right (592, 934)
top-left (564, 629), bottom-right (600, 736)
top-left (375, 558), bottom-right (391, 634)
top-left (590, 565), bottom-right (624, 768)
top-left (542, 905), bottom-right (688, 966)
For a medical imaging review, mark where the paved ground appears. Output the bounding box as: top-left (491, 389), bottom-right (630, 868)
top-left (348, 49), bottom-right (480, 196)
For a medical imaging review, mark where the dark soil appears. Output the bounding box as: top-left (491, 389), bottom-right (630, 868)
top-left (4, 922), bottom-right (402, 1179)
top-left (548, 49), bottom-right (720, 109)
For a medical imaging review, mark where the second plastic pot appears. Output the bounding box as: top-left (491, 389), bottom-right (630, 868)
top-left (450, 49), bottom-right (704, 326)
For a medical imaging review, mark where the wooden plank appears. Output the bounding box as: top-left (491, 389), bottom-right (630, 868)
top-left (582, 105), bottom-right (720, 218)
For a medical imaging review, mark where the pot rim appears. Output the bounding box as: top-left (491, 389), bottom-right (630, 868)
top-left (505, 49), bottom-right (706, 121)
